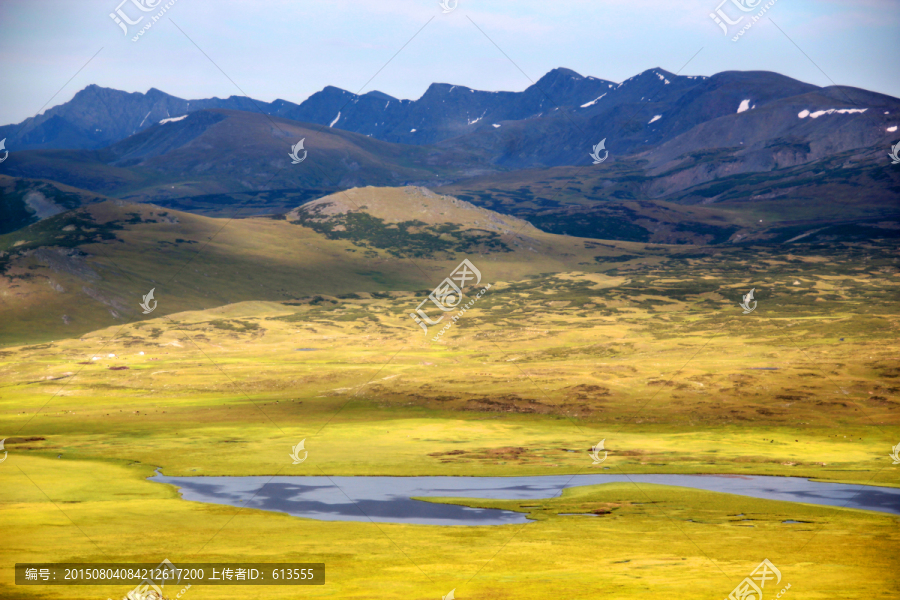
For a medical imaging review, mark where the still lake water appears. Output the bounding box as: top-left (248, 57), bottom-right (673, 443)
top-left (152, 473), bottom-right (900, 526)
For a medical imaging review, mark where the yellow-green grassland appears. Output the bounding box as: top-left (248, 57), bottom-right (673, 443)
top-left (1, 191), bottom-right (899, 599)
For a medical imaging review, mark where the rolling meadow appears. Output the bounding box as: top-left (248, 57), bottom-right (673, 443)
top-left (2, 195), bottom-right (898, 598)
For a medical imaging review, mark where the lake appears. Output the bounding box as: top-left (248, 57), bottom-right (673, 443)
top-left (151, 473), bottom-right (900, 526)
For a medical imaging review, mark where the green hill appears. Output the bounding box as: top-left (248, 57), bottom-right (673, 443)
top-left (0, 186), bottom-right (649, 345)
top-left (0, 174), bottom-right (108, 235)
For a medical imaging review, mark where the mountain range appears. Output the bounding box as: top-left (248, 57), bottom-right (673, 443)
top-left (0, 68), bottom-right (613, 151)
top-left (1, 66), bottom-right (898, 245)
top-left (4, 67), bottom-right (898, 164)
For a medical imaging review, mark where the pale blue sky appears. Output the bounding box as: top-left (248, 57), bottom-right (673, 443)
top-left (1, 0), bottom-right (898, 124)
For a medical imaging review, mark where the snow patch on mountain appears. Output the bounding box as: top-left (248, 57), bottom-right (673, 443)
top-left (798, 108), bottom-right (868, 119)
top-left (468, 111), bottom-right (486, 125)
top-left (580, 93), bottom-right (607, 108)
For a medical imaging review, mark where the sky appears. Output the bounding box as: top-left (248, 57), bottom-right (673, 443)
top-left (1, 0), bottom-right (898, 124)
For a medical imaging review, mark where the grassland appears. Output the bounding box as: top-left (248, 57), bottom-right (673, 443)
top-left (4, 456), bottom-right (898, 600)
top-left (1, 197), bottom-right (899, 598)
top-left (0, 193), bottom-right (619, 345)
